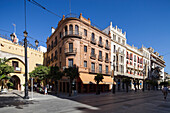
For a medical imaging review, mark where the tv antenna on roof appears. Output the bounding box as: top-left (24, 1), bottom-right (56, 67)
top-left (69, 0), bottom-right (71, 16)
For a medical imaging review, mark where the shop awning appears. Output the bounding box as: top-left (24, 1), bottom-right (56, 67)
top-left (79, 73), bottom-right (113, 84)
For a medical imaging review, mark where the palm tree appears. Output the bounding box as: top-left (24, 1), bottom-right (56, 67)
top-left (64, 65), bottom-right (79, 96)
top-left (94, 73), bottom-right (104, 95)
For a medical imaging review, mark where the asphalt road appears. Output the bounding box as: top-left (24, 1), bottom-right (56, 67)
top-left (0, 90), bottom-right (169, 113)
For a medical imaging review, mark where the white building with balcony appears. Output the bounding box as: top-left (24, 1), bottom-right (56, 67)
top-left (103, 22), bottom-right (127, 91)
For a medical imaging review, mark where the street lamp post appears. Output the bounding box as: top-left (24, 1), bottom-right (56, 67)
top-left (23, 30), bottom-right (29, 99)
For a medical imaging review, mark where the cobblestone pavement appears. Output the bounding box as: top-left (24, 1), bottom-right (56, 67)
top-left (0, 90), bottom-right (169, 113)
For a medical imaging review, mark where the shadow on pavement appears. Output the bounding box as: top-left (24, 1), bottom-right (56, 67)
top-left (0, 96), bottom-right (35, 109)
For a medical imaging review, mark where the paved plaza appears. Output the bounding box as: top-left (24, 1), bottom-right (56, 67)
top-left (0, 90), bottom-right (169, 113)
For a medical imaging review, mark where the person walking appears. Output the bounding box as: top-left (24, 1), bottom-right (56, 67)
top-left (162, 86), bottom-right (168, 99)
top-left (44, 86), bottom-right (48, 95)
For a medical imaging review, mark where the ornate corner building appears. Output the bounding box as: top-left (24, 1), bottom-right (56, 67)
top-left (46, 13), bottom-right (113, 93)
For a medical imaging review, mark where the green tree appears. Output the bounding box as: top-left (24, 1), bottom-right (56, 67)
top-left (49, 66), bottom-right (64, 94)
top-left (29, 65), bottom-right (50, 86)
top-left (122, 78), bottom-right (131, 92)
top-left (0, 58), bottom-right (14, 90)
top-left (64, 65), bottom-right (79, 96)
top-left (94, 73), bottom-right (104, 95)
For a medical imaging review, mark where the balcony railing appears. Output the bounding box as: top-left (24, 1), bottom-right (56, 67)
top-left (90, 38), bottom-right (96, 44)
top-left (98, 55), bottom-right (103, 61)
top-left (105, 58), bottom-right (109, 63)
top-left (89, 68), bottom-right (96, 73)
top-left (90, 53), bottom-right (96, 59)
top-left (14, 67), bottom-right (22, 72)
top-left (105, 44), bottom-right (110, 50)
top-left (98, 41), bottom-right (103, 47)
top-left (65, 48), bottom-right (77, 55)
top-left (62, 30), bottom-right (82, 39)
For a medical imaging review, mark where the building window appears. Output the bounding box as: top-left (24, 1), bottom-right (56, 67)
top-left (51, 41), bottom-right (53, 49)
top-left (84, 29), bottom-right (87, 36)
top-left (60, 47), bottom-right (62, 53)
top-left (106, 53), bottom-right (108, 59)
top-left (55, 50), bottom-right (57, 59)
top-left (12, 61), bottom-right (18, 70)
top-left (69, 43), bottom-right (73, 52)
top-left (99, 51), bottom-right (102, 59)
top-left (69, 24), bottom-right (73, 34)
top-left (121, 56), bottom-right (123, 63)
top-left (48, 45), bottom-right (51, 52)
top-left (113, 45), bottom-right (116, 53)
top-left (126, 52), bottom-right (129, 59)
top-left (99, 36), bottom-right (102, 44)
top-left (84, 61), bottom-right (87, 67)
top-left (113, 34), bottom-right (116, 40)
top-left (68, 59), bottom-right (73, 67)
top-left (106, 65), bottom-right (108, 74)
top-left (91, 48), bottom-right (95, 55)
top-left (113, 55), bottom-right (115, 62)
top-left (106, 40), bottom-right (108, 46)
top-left (91, 62), bottom-right (95, 72)
top-left (99, 64), bottom-right (102, 73)
top-left (75, 25), bottom-right (79, 35)
top-left (84, 45), bottom-right (87, 52)
top-left (65, 26), bottom-right (68, 35)
top-left (134, 55), bottom-right (136, 62)
top-left (60, 32), bottom-right (62, 38)
top-left (122, 40), bottom-right (125, 45)
top-left (118, 37), bottom-right (120, 43)
top-left (91, 33), bottom-right (95, 41)
top-left (51, 53), bottom-right (53, 61)
top-left (121, 65), bottom-right (123, 73)
top-left (130, 53), bottom-right (133, 60)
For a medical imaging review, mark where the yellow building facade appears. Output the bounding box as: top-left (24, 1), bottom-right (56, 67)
top-left (0, 36), bottom-right (44, 91)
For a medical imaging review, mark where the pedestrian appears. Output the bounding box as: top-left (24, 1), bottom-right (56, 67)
top-left (162, 85), bottom-right (168, 99)
top-left (44, 86), bottom-right (48, 95)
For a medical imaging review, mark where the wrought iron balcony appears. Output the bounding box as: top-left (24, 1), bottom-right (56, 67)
top-left (90, 53), bottom-right (96, 60)
top-left (98, 41), bottom-right (103, 47)
top-left (65, 48), bottom-right (77, 56)
top-left (89, 68), bottom-right (96, 73)
top-left (105, 58), bottom-right (109, 63)
top-left (105, 44), bottom-right (110, 50)
top-left (62, 30), bottom-right (82, 39)
top-left (98, 55), bottom-right (103, 61)
top-left (90, 38), bottom-right (96, 44)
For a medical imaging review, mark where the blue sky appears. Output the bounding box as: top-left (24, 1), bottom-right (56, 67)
top-left (0, 0), bottom-right (170, 73)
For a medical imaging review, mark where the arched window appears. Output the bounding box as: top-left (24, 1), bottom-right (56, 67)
top-left (114, 45), bottom-right (116, 53)
top-left (75, 25), bottom-right (79, 35)
top-left (91, 33), bottom-right (95, 41)
top-left (65, 26), bottom-right (68, 35)
top-left (69, 24), bottom-right (73, 34)
top-left (106, 40), bottom-right (108, 46)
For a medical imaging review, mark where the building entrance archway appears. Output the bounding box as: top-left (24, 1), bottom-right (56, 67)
top-left (10, 75), bottom-right (21, 90)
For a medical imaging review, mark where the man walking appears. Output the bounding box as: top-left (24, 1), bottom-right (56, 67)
top-left (162, 86), bottom-right (168, 99)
